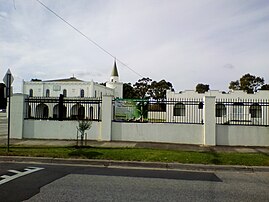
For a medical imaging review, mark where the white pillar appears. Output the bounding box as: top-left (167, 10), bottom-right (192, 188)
top-left (101, 95), bottom-right (113, 141)
top-left (10, 94), bottom-right (27, 139)
top-left (203, 96), bottom-right (216, 146)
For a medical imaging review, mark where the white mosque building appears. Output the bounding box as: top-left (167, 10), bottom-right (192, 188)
top-left (22, 61), bottom-right (123, 120)
top-left (23, 61), bottom-right (123, 99)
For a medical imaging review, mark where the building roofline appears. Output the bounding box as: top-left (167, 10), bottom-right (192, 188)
top-left (43, 77), bottom-right (84, 82)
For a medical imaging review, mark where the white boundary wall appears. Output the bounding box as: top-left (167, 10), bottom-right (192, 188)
top-left (19, 120), bottom-right (269, 146)
top-left (216, 125), bottom-right (269, 146)
top-left (9, 93), bottom-right (269, 146)
top-left (23, 120), bottom-right (101, 140)
top-left (112, 122), bottom-right (203, 144)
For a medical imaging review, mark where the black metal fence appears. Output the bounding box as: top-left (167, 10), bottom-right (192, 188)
top-left (25, 96), bottom-right (102, 121)
top-left (24, 96), bottom-right (268, 126)
top-left (113, 98), bottom-right (204, 124)
top-left (216, 99), bottom-right (269, 126)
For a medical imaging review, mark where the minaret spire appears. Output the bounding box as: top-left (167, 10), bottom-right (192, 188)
top-left (106, 59), bottom-right (123, 98)
top-left (111, 59), bottom-right (119, 77)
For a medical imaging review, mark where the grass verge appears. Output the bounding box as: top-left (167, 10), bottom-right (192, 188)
top-left (0, 146), bottom-right (268, 166)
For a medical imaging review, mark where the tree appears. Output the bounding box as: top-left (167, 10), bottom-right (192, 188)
top-left (196, 83), bottom-right (210, 93)
top-left (229, 80), bottom-right (240, 91)
top-left (149, 79), bottom-right (174, 100)
top-left (229, 73), bottom-right (264, 93)
top-left (260, 84), bottom-right (269, 90)
top-left (123, 83), bottom-right (137, 99)
top-left (76, 119), bottom-right (92, 146)
top-left (99, 82), bottom-right (106, 86)
top-left (133, 77), bottom-right (152, 99)
top-left (123, 78), bottom-right (175, 100)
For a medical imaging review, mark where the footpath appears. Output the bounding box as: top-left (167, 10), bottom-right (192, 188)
top-left (0, 139), bottom-right (269, 172)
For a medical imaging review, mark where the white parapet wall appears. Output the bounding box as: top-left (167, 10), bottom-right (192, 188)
top-left (112, 122), bottom-right (204, 144)
top-left (216, 125), bottom-right (269, 146)
top-left (23, 120), bottom-right (101, 140)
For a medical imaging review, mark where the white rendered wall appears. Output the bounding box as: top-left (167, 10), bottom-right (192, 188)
top-left (112, 122), bottom-right (204, 144)
top-left (10, 92), bottom-right (269, 146)
top-left (101, 96), bottom-right (113, 141)
top-left (23, 120), bottom-right (101, 140)
top-left (106, 82), bottom-right (123, 98)
top-left (216, 125), bottom-right (269, 146)
top-left (203, 96), bottom-right (216, 146)
top-left (167, 89), bottom-right (269, 99)
top-left (10, 94), bottom-right (27, 139)
top-left (23, 81), bottom-right (114, 98)
top-left (22, 119), bottom-right (269, 146)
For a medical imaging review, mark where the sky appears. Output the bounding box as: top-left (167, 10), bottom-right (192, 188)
top-left (0, 0), bottom-right (269, 93)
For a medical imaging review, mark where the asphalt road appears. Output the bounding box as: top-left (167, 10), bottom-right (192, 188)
top-left (0, 162), bottom-right (268, 202)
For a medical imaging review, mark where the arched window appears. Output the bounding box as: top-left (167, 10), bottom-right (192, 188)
top-left (53, 104), bottom-right (67, 119)
top-left (89, 106), bottom-right (94, 120)
top-left (78, 106), bottom-right (85, 119)
top-left (36, 103), bottom-right (49, 118)
top-left (80, 89), bottom-right (84, 98)
top-left (46, 89), bottom-right (50, 97)
top-left (249, 103), bottom-right (262, 118)
top-left (71, 104), bottom-right (85, 120)
top-left (215, 103), bottom-right (226, 117)
top-left (63, 89), bottom-right (67, 97)
top-left (29, 89), bottom-right (33, 97)
top-left (28, 105), bottom-right (31, 118)
top-left (95, 90), bottom-right (97, 97)
top-left (174, 102), bottom-right (185, 116)
top-left (53, 104), bottom-right (59, 119)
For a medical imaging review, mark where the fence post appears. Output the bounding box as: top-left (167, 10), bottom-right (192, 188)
top-left (58, 94), bottom-right (64, 121)
top-left (10, 94), bottom-right (27, 139)
top-left (203, 96), bottom-right (216, 146)
top-left (101, 95), bottom-right (113, 141)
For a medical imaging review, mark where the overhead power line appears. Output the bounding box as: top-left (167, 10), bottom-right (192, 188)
top-left (35, 0), bottom-right (143, 78)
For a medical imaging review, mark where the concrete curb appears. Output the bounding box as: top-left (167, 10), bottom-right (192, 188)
top-left (1, 156), bottom-right (269, 172)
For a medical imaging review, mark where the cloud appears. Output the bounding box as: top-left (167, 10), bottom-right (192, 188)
top-left (0, 0), bottom-right (269, 93)
top-left (0, 11), bottom-right (7, 18)
top-left (223, 64), bottom-right (235, 69)
top-left (70, 69), bottom-right (104, 79)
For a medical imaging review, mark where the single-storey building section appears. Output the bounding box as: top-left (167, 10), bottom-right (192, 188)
top-left (166, 90), bottom-right (269, 126)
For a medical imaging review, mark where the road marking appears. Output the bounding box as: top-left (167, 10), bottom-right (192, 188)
top-left (0, 167), bottom-right (44, 185)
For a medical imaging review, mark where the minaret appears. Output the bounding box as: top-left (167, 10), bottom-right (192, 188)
top-left (106, 60), bottom-right (123, 98)
top-left (110, 60), bottom-right (119, 83)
